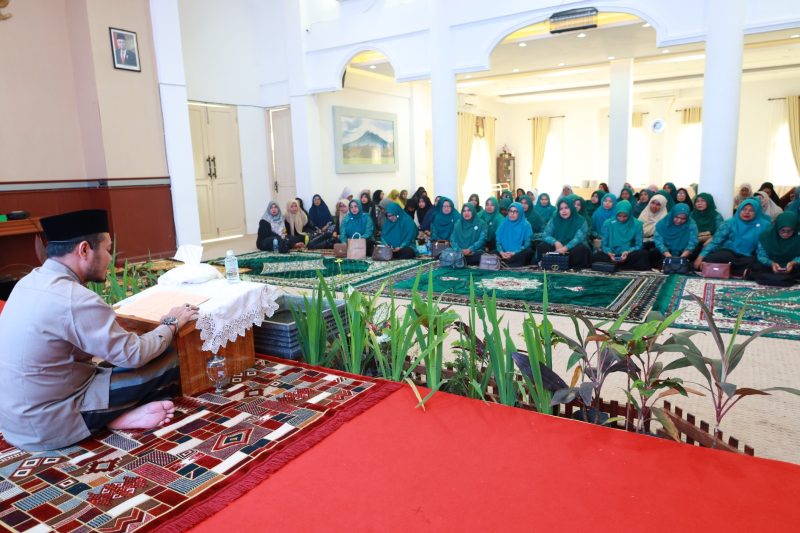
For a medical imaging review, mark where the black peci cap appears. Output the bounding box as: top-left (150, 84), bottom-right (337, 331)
top-left (40, 209), bottom-right (109, 242)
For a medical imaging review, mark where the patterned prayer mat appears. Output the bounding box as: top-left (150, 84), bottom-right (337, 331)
top-left (212, 251), bottom-right (429, 291)
top-left (358, 263), bottom-right (665, 322)
top-left (0, 357), bottom-right (399, 532)
top-left (655, 275), bottom-right (800, 339)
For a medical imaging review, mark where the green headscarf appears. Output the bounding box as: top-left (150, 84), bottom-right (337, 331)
top-left (605, 200), bottom-right (642, 254)
top-left (619, 187), bottom-right (636, 204)
top-left (533, 193), bottom-right (556, 223)
top-left (430, 196), bottom-right (459, 240)
top-left (632, 189), bottom-right (650, 219)
top-left (655, 189), bottom-right (676, 210)
top-left (499, 197), bottom-right (512, 213)
top-left (381, 202), bottom-right (418, 249)
top-left (571, 195), bottom-right (590, 223)
top-left (759, 212), bottom-right (800, 265)
top-left (663, 182), bottom-right (678, 201)
top-left (479, 197), bottom-right (505, 241)
top-left (342, 199), bottom-right (372, 240)
top-left (551, 196), bottom-right (587, 244)
top-left (518, 194), bottom-right (544, 233)
top-left (691, 192), bottom-right (721, 233)
top-left (500, 189), bottom-right (513, 202)
top-left (655, 203), bottom-right (693, 254)
top-left (451, 203), bottom-right (487, 250)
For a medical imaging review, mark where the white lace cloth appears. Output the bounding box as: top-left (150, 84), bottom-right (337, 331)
top-left (118, 280), bottom-right (280, 354)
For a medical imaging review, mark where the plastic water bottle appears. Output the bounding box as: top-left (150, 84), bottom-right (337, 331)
top-left (272, 237), bottom-right (279, 252)
top-left (224, 250), bottom-right (240, 283)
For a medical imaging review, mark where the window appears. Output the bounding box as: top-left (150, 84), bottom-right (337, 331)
top-left (768, 100), bottom-right (800, 186)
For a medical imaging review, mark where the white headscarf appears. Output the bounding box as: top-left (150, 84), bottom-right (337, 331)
top-left (754, 191), bottom-right (783, 222)
top-left (261, 201), bottom-right (286, 237)
top-left (638, 193), bottom-right (669, 237)
top-left (285, 199), bottom-right (309, 236)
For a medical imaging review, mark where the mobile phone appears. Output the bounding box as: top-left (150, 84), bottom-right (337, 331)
top-left (613, 255), bottom-right (623, 261)
top-left (777, 267), bottom-right (787, 273)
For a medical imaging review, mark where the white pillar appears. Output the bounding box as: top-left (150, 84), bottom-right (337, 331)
top-left (608, 58), bottom-right (634, 195)
top-left (430, 3), bottom-right (458, 202)
top-left (149, 0), bottom-right (202, 246)
top-left (699, 0), bottom-right (745, 215)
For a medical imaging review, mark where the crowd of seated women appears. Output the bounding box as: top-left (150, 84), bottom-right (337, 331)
top-left (255, 180), bottom-right (800, 287)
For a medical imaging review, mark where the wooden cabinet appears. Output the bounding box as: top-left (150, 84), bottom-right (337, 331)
top-left (189, 103), bottom-right (247, 241)
top-left (496, 155), bottom-right (515, 190)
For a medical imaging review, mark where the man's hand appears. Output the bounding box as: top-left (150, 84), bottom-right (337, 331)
top-left (162, 304), bottom-right (200, 334)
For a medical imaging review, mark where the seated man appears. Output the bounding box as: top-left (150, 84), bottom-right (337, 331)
top-left (0, 209), bottom-right (197, 451)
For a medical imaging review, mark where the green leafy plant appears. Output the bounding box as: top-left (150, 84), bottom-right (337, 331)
top-left (87, 241), bottom-right (160, 304)
top-left (448, 277), bottom-right (488, 399)
top-left (519, 270), bottom-right (557, 414)
top-left (475, 290), bottom-right (519, 407)
top-left (289, 289), bottom-right (333, 367)
top-left (662, 294), bottom-right (800, 444)
top-left (319, 273), bottom-right (370, 375)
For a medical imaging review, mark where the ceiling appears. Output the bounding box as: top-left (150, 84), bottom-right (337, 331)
top-left (347, 14), bottom-right (800, 103)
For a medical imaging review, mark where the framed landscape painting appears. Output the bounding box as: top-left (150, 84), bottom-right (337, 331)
top-left (333, 106), bottom-right (398, 173)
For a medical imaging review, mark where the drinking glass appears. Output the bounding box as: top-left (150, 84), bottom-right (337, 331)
top-left (206, 355), bottom-right (228, 394)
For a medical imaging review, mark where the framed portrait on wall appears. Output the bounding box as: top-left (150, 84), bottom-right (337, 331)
top-left (109, 28), bottom-right (140, 72)
top-left (333, 106), bottom-right (398, 173)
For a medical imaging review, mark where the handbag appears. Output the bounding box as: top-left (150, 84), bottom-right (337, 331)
top-left (372, 244), bottom-right (393, 261)
top-left (439, 247), bottom-right (465, 269)
top-left (333, 242), bottom-right (348, 258)
top-left (307, 233), bottom-right (334, 250)
top-left (430, 240), bottom-right (449, 258)
top-left (662, 256), bottom-right (690, 275)
top-left (479, 254), bottom-right (501, 271)
top-left (592, 261), bottom-right (617, 273)
top-left (541, 252), bottom-right (569, 271)
top-left (701, 262), bottom-right (731, 279)
top-left (347, 233), bottom-right (367, 260)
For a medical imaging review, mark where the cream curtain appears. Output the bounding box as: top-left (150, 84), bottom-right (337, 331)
top-left (457, 111), bottom-right (476, 205)
top-left (530, 116), bottom-right (551, 189)
top-left (788, 96), bottom-right (800, 176)
top-left (484, 116), bottom-right (496, 183)
top-left (681, 107), bottom-right (703, 124)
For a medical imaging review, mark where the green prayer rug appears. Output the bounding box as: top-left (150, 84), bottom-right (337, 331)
top-left (358, 263), bottom-right (665, 322)
top-left (654, 275), bottom-right (800, 339)
top-left (214, 251), bottom-right (429, 291)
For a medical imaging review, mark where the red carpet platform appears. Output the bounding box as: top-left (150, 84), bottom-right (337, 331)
top-left (191, 385), bottom-right (800, 533)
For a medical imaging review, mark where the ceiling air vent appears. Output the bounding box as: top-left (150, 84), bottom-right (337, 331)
top-left (549, 7), bottom-right (598, 34)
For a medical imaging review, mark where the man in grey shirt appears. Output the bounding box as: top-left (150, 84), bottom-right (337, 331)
top-left (0, 210), bottom-right (197, 451)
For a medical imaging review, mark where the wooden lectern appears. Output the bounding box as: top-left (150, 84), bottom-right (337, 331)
top-left (116, 315), bottom-right (255, 396)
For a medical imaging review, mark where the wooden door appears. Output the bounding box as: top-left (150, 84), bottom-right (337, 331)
top-left (189, 104), bottom-right (216, 240)
top-left (268, 107), bottom-right (296, 209)
top-left (207, 106), bottom-right (246, 238)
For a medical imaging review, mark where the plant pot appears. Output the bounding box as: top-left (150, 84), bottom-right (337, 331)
top-left (572, 407), bottom-right (609, 425)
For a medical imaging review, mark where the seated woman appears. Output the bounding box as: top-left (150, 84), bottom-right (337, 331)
top-left (694, 198), bottom-right (770, 276)
top-left (359, 190), bottom-right (378, 228)
top-left (638, 194), bottom-right (669, 240)
top-left (414, 195), bottom-right (432, 229)
top-left (618, 187), bottom-right (635, 203)
top-left (340, 199), bottom-right (375, 254)
top-left (285, 199), bottom-right (311, 248)
top-left (751, 212), bottom-right (800, 286)
top-left (653, 203), bottom-right (699, 268)
top-left (308, 194), bottom-right (333, 232)
top-left (331, 199), bottom-right (349, 241)
top-left (534, 192), bottom-right (555, 223)
top-left (631, 189), bottom-right (650, 219)
top-left (733, 182), bottom-right (753, 213)
top-left (479, 197), bottom-right (504, 252)
top-left (257, 201), bottom-right (287, 251)
top-left (690, 192), bottom-right (724, 258)
top-left (662, 182), bottom-right (678, 202)
top-left (388, 189), bottom-right (403, 206)
top-left (495, 202), bottom-right (534, 267)
top-left (786, 186), bottom-right (800, 216)
top-left (467, 193), bottom-right (483, 213)
top-left (779, 186), bottom-right (799, 210)
top-left (380, 203), bottom-right (418, 259)
top-left (591, 193), bottom-right (616, 238)
top-left (537, 197), bottom-right (590, 269)
top-left (675, 188), bottom-right (694, 210)
top-left (598, 182), bottom-right (610, 193)
top-left (450, 203), bottom-right (488, 265)
top-left (515, 188), bottom-right (527, 201)
top-left (591, 200), bottom-right (650, 271)
top-left (499, 197), bottom-right (512, 216)
top-left (754, 190), bottom-right (783, 222)
top-left (430, 197), bottom-right (459, 242)
top-left (518, 194), bottom-right (544, 241)
top-left (585, 190), bottom-right (605, 219)
top-left (399, 189), bottom-right (409, 207)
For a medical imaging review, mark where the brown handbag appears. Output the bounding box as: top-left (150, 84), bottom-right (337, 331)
top-left (701, 262), bottom-right (731, 279)
top-left (347, 233), bottom-right (367, 259)
top-left (333, 242), bottom-right (348, 258)
top-left (431, 240), bottom-right (449, 258)
top-left (372, 244), bottom-right (393, 261)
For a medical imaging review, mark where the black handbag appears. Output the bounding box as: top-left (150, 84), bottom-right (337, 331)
top-left (592, 261), bottom-right (617, 273)
top-left (662, 256), bottom-right (690, 275)
top-left (431, 240), bottom-right (449, 258)
top-left (479, 254), bottom-right (501, 271)
top-left (439, 248), bottom-right (465, 269)
top-left (372, 245), bottom-right (393, 261)
top-left (541, 252), bottom-right (569, 271)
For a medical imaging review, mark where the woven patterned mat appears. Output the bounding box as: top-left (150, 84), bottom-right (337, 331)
top-left (655, 275), bottom-right (800, 339)
top-left (211, 251), bottom-right (430, 291)
top-left (358, 263), bottom-right (665, 322)
top-left (0, 358), bottom-right (399, 532)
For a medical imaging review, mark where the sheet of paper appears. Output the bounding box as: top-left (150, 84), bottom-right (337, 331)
top-left (115, 291), bottom-right (209, 322)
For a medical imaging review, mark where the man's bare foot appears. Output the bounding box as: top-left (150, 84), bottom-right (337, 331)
top-left (108, 400), bottom-right (176, 430)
